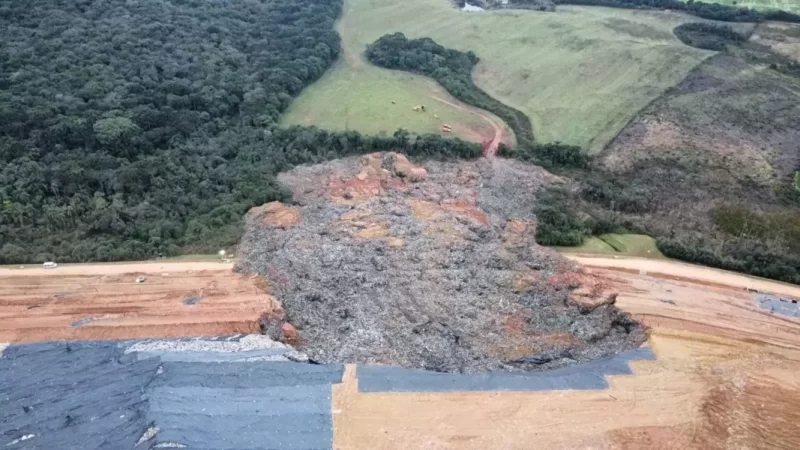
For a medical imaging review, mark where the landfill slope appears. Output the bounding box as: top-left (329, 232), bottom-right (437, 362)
top-left (237, 153), bottom-right (645, 373)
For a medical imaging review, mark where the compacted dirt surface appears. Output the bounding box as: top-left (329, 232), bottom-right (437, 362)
top-left (0, 262), bottom-right (281, 343)
top-left (236, 153), bottom-right (646, 373)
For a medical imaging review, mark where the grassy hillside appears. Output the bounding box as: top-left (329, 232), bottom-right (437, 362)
top-left (282, 55), bottom-right (510, 144)
top-left (589, 38), bottom-right (800, 282)
top-left (557, 234), bottom-right (664, 258)
top-left (284, 0), bottom-right (711, 152)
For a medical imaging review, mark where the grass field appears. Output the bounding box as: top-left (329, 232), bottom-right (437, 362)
top-left (281, 29), bottom-right (511, 144)
top-left (283, 0), bottom-right (712, 152)
top-left (557, 234), bottom-right (665, 258)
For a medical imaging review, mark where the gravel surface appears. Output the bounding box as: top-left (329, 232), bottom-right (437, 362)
top-left (237, 153), bottom-right (646, 373)
top-left (126, 334), bottom-right (291, 354)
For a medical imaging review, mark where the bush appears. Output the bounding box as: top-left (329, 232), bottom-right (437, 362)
top-left (673, 23), bottom-right (747, 51)
top-left (656, 237), bottom-right (800, 284)
top-left (533, 188), bottom-right (592, 246)
top-left (580, 178), bottom-right (653, 214)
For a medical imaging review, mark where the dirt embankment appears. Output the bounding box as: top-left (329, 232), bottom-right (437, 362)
top-left (0, 262), bottom-right (281, 343)
top-left (236, 152), bottom-right (645, 373)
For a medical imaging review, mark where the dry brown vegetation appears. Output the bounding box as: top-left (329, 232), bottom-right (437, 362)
top-left (562, 22), bottom-right (800, 283)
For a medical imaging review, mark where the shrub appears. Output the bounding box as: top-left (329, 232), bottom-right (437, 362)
top-left (673, 23), bottom-right (747, 51)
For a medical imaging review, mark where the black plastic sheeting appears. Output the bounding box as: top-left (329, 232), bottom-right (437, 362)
top-left (0, 340), bottom-right (343, 449)
top-left (1, 341), bottom-right (158, 449)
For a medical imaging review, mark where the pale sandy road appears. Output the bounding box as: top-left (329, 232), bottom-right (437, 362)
top-left (0, 261), bottom-right (234, 277)
top-left (431, 95), bottom-right (508, 157)
top-left (566, 254), bottom-right (800, 299)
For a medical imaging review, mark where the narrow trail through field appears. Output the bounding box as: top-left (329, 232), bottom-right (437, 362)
top-left (431, 95), bottom-right (508, 157)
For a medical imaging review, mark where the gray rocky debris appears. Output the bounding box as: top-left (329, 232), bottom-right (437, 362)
top-left (237, 153), bottom-right (646, 373)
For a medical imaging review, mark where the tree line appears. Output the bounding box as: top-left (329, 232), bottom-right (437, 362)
top-left (553, 0), bottom-right (800, 23)
top-left (365, 33), bottom-right (587, 169)
top-left (0, 0), bottom-right (480, 263)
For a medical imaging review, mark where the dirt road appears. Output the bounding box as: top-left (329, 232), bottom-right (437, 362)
top-left (0, 261), bottom-right (233, 276)
top-left (567, 254), bottom-right (800, 300)
top-left (431, 95), bottom-right (510, 156)
top-left (0, 261), bottom-right (279, 343)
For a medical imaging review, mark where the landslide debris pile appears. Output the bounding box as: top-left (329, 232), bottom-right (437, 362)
top-left (237, 153), bottom-right (645, 373)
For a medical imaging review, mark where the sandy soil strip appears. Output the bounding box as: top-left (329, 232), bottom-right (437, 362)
top-left (0, 261), bottom-right (234, 277)
top-left (567, 254), bottom-right (800, 300)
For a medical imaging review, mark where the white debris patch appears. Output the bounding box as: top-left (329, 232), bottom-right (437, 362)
top-left (126, 334), bottom-right (289, 354)
top-left (135, 426), bottom-right (159, 447)
top-left (6, 434), bottom-right (35, 446)
top-left (154, 443), bottom-right (188, 448)
top-left (462, 2), bottom-right (484, 11)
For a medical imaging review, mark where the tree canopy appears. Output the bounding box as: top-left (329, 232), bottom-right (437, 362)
top-left (0, 0), bottom-right (480, 263)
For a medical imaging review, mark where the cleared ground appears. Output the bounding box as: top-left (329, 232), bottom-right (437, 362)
top-left (0, 262), bottom-right (280, 342)
top-left (333, 255), bottom-right (800, 449)
top-left (284, 0), bottom-right (712, 152)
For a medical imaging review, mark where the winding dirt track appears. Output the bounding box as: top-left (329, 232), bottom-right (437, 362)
top-left (431, 95), bottom-right (509, 156)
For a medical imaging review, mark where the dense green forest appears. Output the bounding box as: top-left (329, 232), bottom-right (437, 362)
top-left (366, 33), bottom-right (587, 169)
top-left (0, 0), bottom-right (480, 263)
top-left (553, 0), bottom-right (800, 23)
